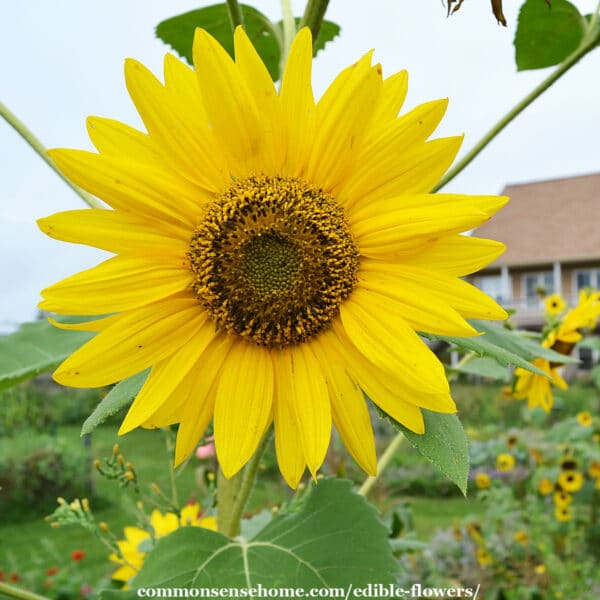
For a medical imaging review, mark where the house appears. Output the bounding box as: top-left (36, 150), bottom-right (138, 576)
top-left (469, 173), bottom-right (600, 332)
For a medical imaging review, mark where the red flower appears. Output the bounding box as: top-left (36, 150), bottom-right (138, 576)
top-left (71, 550), bottom-right (85, 562)
top-left (0, 569), bottom-right (5, 581)
top-left (46, 567), bottom-right (60, 576)
top-left (9, 573), bottom-right (20, 583)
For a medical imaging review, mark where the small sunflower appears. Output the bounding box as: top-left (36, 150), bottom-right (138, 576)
top-left (476, 547), bottom-right (492, 566)
top-left (554, 505), bottom-right (572, 522)
top-left (588, 461), bottom-right (600, 478)
top-left (553, 490), bottom-right (572, 507)
top-left (544, 293), bottom-right (566, 316)
top-left (39, 28), bottom-right (507, 486)
top-left (110, 504), bottom-right (215, 585)
top-left (466, 522), bottom-right (484, 544)
top-left (512, 356), bottom-right (567, 413)
top-left (513, 530), bottom-right (528, 545)
top-left (496, 453), bottom-right (515, 472)
top-left (534, 564), bottom-right (546, 575)
top-left (475, 472), bottom-right (491, 489)
top-left (577, 411), bottom-right (592, 427)
top-left (538, 478), bottom-right (553, 495)
top-left (558, 470), bottom-right (584, 492)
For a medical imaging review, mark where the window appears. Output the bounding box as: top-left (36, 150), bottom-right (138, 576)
top-left (474, 275), bottom-right (504, 303)
top-left (522, 272), bottom-right (554, 307)
top-left (574, 269), bottom-right (600, 294)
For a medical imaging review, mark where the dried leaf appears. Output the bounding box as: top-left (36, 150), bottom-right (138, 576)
top-left (491, 0), bottom-right (508, 26)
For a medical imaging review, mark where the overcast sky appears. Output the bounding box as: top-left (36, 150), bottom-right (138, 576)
top-left (2, 0), bottom-right (599, 332)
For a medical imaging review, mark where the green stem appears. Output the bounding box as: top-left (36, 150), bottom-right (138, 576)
top-left (0, 100), bottom-right (102, 209)
top-left (217, 433), bottom-right (271, 537)
top-left (357, 352), bottom-right (476, 497)
top-left (280, 0), bottom-right (296, 70)
top-left (226, 0), bottom-right (245, 30)
top-left (0, 582), bottom-right (50, 600)
top-left (433, 24), bottom-right (600, 192)
top-left (299, 0), bottom-right (330, 50)
top-left (164, 429), bottom-right (179, 508)
top-left (357, 432), bottom-right (405, 497)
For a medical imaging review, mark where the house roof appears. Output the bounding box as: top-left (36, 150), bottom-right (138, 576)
top-left (474, 172), bottom-right (600, 268)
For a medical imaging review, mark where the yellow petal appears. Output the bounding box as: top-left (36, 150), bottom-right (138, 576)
top-left (53, 296), bottom-right (205, 387)
top-left (213, 342), bottom-right (274, 478)
top-left (193, 29), bottom-right (262, 175)
top-left (119, 317), bottom-right (217, 434)
top-left (358, 269), bottom-right (478, 337)
top-left (399, 235), bottom-right (506, 276)
top-left (324, 326), bottom-right (439, 432)
top-left (362, 262), bottom-right (508, 321)
top-left (86, 116), bottom-right (162, 165)
top-left (234, 27), bottom-right (283, 172)
top-left (340, 137), bottom-right (463, 208)
top-left (38, 209), bottom-right (189, 256)
top-left (367, 70), bottom-right (409, 133)
top-left (40, 256), bottom-right (192, 315)
top-left (306, 55), bottom-right (382, 191)
top-left (279, 27), bottom-right (314, 177)
top-left (47, 314), bottom-right (120, 332)
top-left (278, 345), bottom-right (331, 478)
top-left (272, 350), bottom-right (306, 488)
top-left (311, 336), bottom-right (376, 475)
top-left (340, 288), bottom-right (450, 395)
top-left (48, 149), bottom-right (205, 227)
top-left (351, 195), bottom-right (509, 254)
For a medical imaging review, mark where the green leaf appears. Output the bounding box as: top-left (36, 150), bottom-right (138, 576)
top-left (80, 370), bottom-right (148, 436)
top-left (155, 4), bottom-right (340, 81)
top-left (378, 408), bottom-right (469, 496)
top-left (424, 320), bottom-right (577, 378)
top-left (0, 320), bottom-right (94, 391)
top-left (453, 356), bottom-right (509, 381)
top-left (515, 0), bottom-right (586, 71)
top-left (99, 479), bottom-right (396, 596)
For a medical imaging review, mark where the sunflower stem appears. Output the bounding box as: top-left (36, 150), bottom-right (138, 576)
top-left (432, 21), bottom-right (600, 192)
top-left (358, 352), bottom-right (476, 496)
top-left (225, 0), bottom-right (245, 31)
top-left (299, 0), bottom-right (330, 50)
top-left (217, 433), bottom-right (271, 537)
top-left (357, 432), bottom-right (405, 497)
top-left (0, 100), bottom-right (102, 209)
top-left (0, 582), bottom-right (50, 600)
top-left (164, 428), bottom-right (179, 508)
top-left (280, 0), bottom-right (297, 70)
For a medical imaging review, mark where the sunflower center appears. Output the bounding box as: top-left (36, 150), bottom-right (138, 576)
top-left (188, 175), bottom-right (359, 348)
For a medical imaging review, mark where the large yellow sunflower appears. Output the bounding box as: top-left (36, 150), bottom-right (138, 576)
top-left (39, 27), bottom-right (507, 488)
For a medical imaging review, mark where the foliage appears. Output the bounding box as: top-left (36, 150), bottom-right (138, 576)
top-left (0, 433), bottom-right (92, 518)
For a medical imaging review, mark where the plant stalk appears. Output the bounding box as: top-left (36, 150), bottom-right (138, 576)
top-left (299, 0), bottom-right (330, 49)
top-left (0, 100), bottom-right (102, 209)
top-left (0, 582), bottom-right (50, 600)
top-left (217, 433), bottom-right (270, 537)
top-left (433, 24), bottom-right (600, 192)
top-left (280, 0), bottom-right (297, 69)
top-left (226, 0), bottom-right (245, 30)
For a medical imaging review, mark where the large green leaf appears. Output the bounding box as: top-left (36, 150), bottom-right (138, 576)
top-left (81, 370), bottom-right (148, 436)
top-left (453, 356), bottom-right (509, 381)
top-left (0, 320), bottom-right (93, 391)
top-left (378, 408), bottom-right (469, 496)
top-left (515, 0), bottom-right (586, 71)
top-left (424, 320), bottom-right (577, 378)
top-left (155, 4), bottom-right (340, 81)
top-left (99, 479), bottom-right (396, 596)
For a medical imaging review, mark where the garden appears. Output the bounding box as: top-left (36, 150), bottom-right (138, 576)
top-left (2, 1), bottom-right (600, 599)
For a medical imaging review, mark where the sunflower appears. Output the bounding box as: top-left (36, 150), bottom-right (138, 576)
top-left (475, 472), bottom-right (491, 489)
top-left (554, 505), bottom-right (572, 522)
top-left (476, 547), bottom-right (492, 566)
top-left (544, 293), bottom-right (566, 316)
top-left (577, 411), bottom-right (592, 427)
top-left (496, 453), bottom-right (515, 472)
top-left (110, 504), bottom-right (215, 585)
top-left (38, 27), bottom-right (507, 487)
top-left (538, 478), bottom-right (553, 495)
top-left (553, 490), bottom-right (572, 507)
top-left (557, 470), bottom-right (584, 492)
top-left (512, 356), bottom-right (567, 413)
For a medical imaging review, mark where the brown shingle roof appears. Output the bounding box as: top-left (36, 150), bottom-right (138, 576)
top-left (474, 173), bottom-right (600, 268)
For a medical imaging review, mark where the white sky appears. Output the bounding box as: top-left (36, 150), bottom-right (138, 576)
top-left (2, 0), bottom-right (599, 332)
